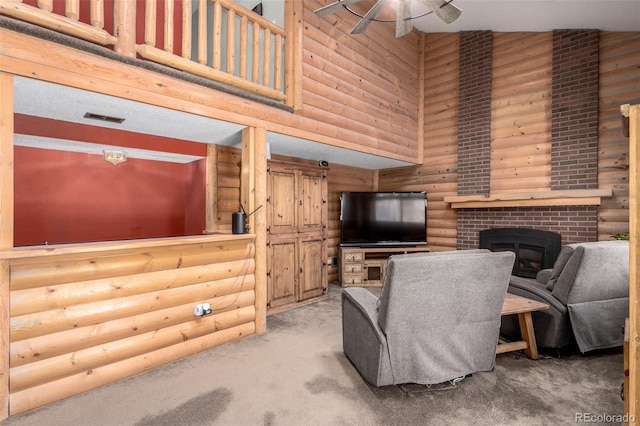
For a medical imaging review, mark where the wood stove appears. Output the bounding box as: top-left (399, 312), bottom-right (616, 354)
top-left (479, 228), bottom-right (561, 278)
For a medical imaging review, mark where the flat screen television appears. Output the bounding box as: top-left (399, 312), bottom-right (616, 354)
top-left (340, 191), bottom-right (427, 247)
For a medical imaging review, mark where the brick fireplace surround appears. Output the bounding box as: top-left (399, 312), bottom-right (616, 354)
top-left (456, 30), bottom-right (600, 250)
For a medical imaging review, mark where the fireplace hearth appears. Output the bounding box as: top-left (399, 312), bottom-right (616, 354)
top-left (479, 228), bottom-right (562, 278)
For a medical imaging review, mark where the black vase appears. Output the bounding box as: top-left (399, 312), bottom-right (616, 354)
top-left (232, 212), bottom-right (246, 234)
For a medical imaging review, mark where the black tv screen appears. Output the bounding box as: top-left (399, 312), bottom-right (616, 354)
top-left (340, 192), bottom-right (427, 247)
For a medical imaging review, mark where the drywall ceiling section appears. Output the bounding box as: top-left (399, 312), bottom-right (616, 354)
top-left (12, 76), bottom-right (412, 169)
top-left (13, 135), bottom-right (204, 164)
top-left (410, 0), bottom-right (640, 33)
top-left (266, 133), bottom-right (412, 169)
top-left (13, 76), bottom-right (245, 145)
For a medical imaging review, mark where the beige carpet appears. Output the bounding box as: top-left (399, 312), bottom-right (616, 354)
top-left (2, 284), bottom-right (624, 426)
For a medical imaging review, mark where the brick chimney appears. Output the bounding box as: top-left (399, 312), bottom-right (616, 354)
top-left (456, 30), bottom-right (600, 250)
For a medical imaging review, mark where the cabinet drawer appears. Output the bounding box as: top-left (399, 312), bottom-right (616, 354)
top-left (342, 275), bottom-right (362, 285)
top-left (344, 264), bottom-right (362, 273)
top-left (344, 252), bottom-right (363, 262)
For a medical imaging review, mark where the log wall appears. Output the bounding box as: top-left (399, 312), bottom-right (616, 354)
top-left (4, 235), bottom-right (256, 414)
top-left (378, 33), bottom-right (459, 251)
top-left (490, 32), bottom-right (552, 193)
top-left (378, 31), bottom-right (639, 248)
top-left (598, 32), bottom-right (640, 240)
top-left (216, 145), bottom-right (243, 232)
top-left (303, 0), bottom-right (421, 161)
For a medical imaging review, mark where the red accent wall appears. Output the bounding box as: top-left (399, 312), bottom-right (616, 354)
top-left (184, 159), bottom-right (206, 235)
top-left (15, 146), bottom-right (205, 246)
top-left (14, 113), bottom-right (207, 246)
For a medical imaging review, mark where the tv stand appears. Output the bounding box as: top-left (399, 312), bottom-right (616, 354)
top-left (340, 245), bottom-right (430, 287)
top-left (358, 244), bottom-right (418, 249)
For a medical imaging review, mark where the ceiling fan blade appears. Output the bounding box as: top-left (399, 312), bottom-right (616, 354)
top-left (314, 0), bottom-right (362, 17)
top-left (351, 0), bottom-right (388, 34)
top-left (395, 0), bottom-right (413, 37)
top-left (420, 0), bottom-right (462, 24)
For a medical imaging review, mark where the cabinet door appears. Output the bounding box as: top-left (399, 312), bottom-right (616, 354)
top-left (298, 170), bottom-right (326, 233)
top-left (267, 168), bottom-right (297, 235)
top-left (267, 237), bottom-right (297, 309)
top-left (298, 234), bottom-right (327, 301)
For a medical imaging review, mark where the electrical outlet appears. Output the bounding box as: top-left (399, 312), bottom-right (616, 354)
top-left (194, 304), bottom-right (204, 316)
top-left (194, 303), bottom-right (212, 317)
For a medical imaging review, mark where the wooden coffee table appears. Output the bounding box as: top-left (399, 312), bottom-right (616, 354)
top-left (497, 293), bottom-right (549, 359)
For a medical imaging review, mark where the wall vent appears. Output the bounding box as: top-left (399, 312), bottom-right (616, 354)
top-left (83, 112), bottom-right (125, 124)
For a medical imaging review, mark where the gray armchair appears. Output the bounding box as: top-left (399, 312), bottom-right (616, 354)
top-left (501, 240), bottom-right (629, 352)
top-left (341, 250), bottom-right (516, 387)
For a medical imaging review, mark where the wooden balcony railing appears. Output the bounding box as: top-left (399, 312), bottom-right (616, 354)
top-left (136, 0), bottom-right (286, 102)
top-left (0, 0), bottom-right (288, 103)
top-left (0, 0), bottom-right (116, 45)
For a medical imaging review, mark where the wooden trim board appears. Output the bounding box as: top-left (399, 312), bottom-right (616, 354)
top-left (445, 189), bottom-right (613, 208)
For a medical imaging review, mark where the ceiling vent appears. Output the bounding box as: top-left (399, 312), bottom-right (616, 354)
top-left (83, 112), bottom-right (125, 124)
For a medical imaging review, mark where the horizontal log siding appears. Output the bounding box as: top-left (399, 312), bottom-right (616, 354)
top-left (379, 32), bottom-right (637, 250)
top-left (598, 32), bottom-right (640, 240)
top-left (378, 33), bottom-right (460, 251)
top-left (214, 146), bottom-right (354, 285)
top-left (303, 0), bottom-right (420, 161)
top-left (491, 33), bottom-right (552, 193)
top-left (326, 164), bottom-right (376, 282)
top-left (8, 236), bottom-right (255, 414)
top-left (216, 146), bottom-right (242, 232)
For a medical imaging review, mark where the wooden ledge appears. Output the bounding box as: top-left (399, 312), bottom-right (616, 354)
top-left (444, 189), bottom-right (613, 209)
top-left (0, 233), bottom-right (256, 260)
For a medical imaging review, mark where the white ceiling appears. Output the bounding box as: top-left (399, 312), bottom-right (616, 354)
top-left (12, 1), bottom-right (640, 169)
top-left (13, 76), bottom-right (412, 169)
top-left (411, 0), bottom-right (640, 33)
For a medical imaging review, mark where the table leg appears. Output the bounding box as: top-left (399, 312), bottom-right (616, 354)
top-left (517, 312), bottom-right (539, 360)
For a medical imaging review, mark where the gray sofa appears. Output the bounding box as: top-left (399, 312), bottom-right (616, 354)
top-left (342, 250), bottom-right (515, 387)
top-left (501, 240), bottom-right (629, 353)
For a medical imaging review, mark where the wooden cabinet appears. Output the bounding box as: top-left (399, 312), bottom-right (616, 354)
top-left (267, 168), bottom-right (297, 235)
top-left (341, 250), bottom-right (365, 286)
top-left (339, 246), bottom-right (431, 287)
top-left (267, 236), bottom-right (297, 308)
top-left (298, 233), bottom-right (327, 300)
top-left (266, 161), bottom-right (327, 310)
